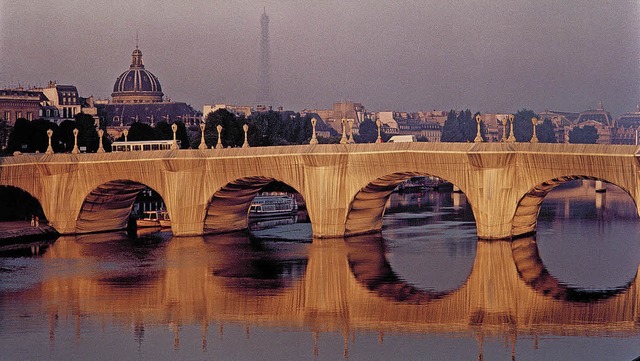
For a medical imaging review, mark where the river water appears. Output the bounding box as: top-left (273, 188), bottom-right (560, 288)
top-left (1, 181), bottom-right (639, 360)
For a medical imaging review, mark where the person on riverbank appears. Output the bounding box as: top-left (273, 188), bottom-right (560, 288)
top-left (35, 216), bottom-right (39, 227)
top-left (31, 215), bottom-right (35, 227)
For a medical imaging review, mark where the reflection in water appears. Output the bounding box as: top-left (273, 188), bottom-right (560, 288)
top-left (2, 185), bottom-right (640, 360)
top-left (512, 236), bottom-right (633, 302)
top-left (382, 191), bottom-right (477, 292)
top-left (537, 181), bottom-right (640, 290)
top-left (249, 215), bottom-right (298, 231)
top-left (2, 231), bottom-right (640, 359)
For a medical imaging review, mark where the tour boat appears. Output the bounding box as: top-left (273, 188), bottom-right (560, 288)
top-left (136, 210), bottom-right (171, 228)
top-left (248, 193), bottom-right (298, 218)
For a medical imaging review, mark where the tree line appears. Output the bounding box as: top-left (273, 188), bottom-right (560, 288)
top-left (2, 108), bottom-right (600, 154)
top-left (439, 108), bottom-right (598, 144)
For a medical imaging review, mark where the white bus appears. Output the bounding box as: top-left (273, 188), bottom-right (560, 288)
top-left (111, 140), bottom-right (180, 152)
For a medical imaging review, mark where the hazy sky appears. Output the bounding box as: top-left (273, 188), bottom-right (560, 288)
top-left (1, 1), bottom-right (639, 116)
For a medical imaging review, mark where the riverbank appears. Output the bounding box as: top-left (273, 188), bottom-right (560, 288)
top-left (0, 221), bottom-right (59, 244)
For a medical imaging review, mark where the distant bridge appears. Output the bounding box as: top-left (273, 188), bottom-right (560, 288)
top-left (1, 143), bottom-right (639, 239)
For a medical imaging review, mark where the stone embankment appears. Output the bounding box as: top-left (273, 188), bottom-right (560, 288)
top-left (0, 221), bottom-right (59, 246)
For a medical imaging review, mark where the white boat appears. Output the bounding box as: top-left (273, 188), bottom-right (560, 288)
top-left (136, 210), bottom-right (170, 228)
top-left (248, 193), bottom-right (298, 218)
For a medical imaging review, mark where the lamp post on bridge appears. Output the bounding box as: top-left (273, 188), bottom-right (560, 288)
top-left (347, 119), bottom-right (355, 144)
top-left (171, 123), bottom-right (178, 150)
top-left (375, 120), bottom-right (382, 143)
top-left (309, 118), bottom-right (318, 145)
top-left (198, 122), bottom-right (207, 150)
top-left (215, 125), bottom-right (223, 149)
top-left (123, 128), bottom-right (129, 143)
top-left (97, 129), bottom-right (105, 153)
top-left (474, 114), bottom-right (483, 143)
top-left (340, 118), bottom-right (348, 144)
top-left (507, 115), bottom-right (516, 142)
top-left (72, 128), bottom-right (80, 154)
top-left (242, 124), bottom-right (250, 148)
top-left (530, 117), bottom-right (539, 143)
top-left (45, 129), bottom-right (54, 154)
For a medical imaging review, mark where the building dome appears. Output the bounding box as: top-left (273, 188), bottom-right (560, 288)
top-left (111, 47), bottom-right (164, 103)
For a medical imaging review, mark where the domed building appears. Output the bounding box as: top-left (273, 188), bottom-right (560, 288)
top-left (574, 101), bottom-right (614, 144)
top-left (98, 45), bottom-right (199, 131)
top-left (111, 47), bottom-right (164, 103)
top-left (612, 105), bottom-right (640, 144)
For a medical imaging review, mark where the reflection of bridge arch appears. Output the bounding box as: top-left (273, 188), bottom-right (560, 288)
top-left (345, 172), bottom-right (464, 236)
top-left (75, 179), bottom-right (159, 234)
top-left (512, 175), bottom-right (636, 237)
top-left (346, 235), bottom-right (453, 303)
top-left (18, 233), bottom-right (639, 355)
top-left (204, 176), bottom-right (308, 234)
top-left (511, 235), bottom-right (633, 301)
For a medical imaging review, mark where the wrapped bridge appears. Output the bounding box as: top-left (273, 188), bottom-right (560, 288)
top-left (1, 142), bottom-right (639, 239)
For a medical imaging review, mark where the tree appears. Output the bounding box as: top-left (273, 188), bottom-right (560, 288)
top-left (126, 122), bottom-right (156, 141)
top-left (30, 118), bottom-right (58, 153)
top-left (568, 125), bottom-right (599, 144)
top-left (6, 118), bottom-right (31, 153)
top-left (6, 118), bottom-right (59, 153)
top-left (440, 109), bottom-right (484, 142)
top-left (537, 118), bottom-right (556, 143)
top-left (441, 110), bottom-right (463, 142)
top-left (248, 111), bottom-right (289, 146)
top-left (205, 109), bottom-right (244, 148)
top-left (356, 119), bottom-right (379, 143)
top-left (74, 113), bottom-right (99, 152)
top-left (59, 119), bottom-right (77, 152)
top-left (173, 121), bottom-right (190, 149)
top-left (513, 109), bottom-right (539, 142)
top-left (459, 110), bottom-right (476, 141)
top-left (153, 121), bottom-right (173, 140)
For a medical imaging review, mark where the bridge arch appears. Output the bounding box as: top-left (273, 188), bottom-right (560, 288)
top-left (0, 185), bottom-right (48, 223)
top-left (75, 179), bottom-right (165, 234)
top-left (204, 176), bottom-right (308, 235)
top-left (344, 172), bottom-right (468, 237)
top-left (512, 175), bottom-right (636, 237)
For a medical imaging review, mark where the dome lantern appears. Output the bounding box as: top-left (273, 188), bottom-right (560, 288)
top-left (111, 46), bottom-right (164, 104)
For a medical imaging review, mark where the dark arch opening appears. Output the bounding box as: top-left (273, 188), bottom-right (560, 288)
top-left (204, 177), bottom-right (308, 235)
top-left (0, 186), bottom-right (46, 222)
top-left (76, 180), bottom-right (168, 234)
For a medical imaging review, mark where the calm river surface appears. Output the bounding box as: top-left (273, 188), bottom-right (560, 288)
top-left (1, 181), bottom-right (640, 360)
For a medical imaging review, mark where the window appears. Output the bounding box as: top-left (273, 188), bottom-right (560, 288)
top-left (4, 111), bottom-right (10, 121)
top-left (27, 112), bottom-right (33, 120)
top-left (16, 111), bottom-right (22, 119)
